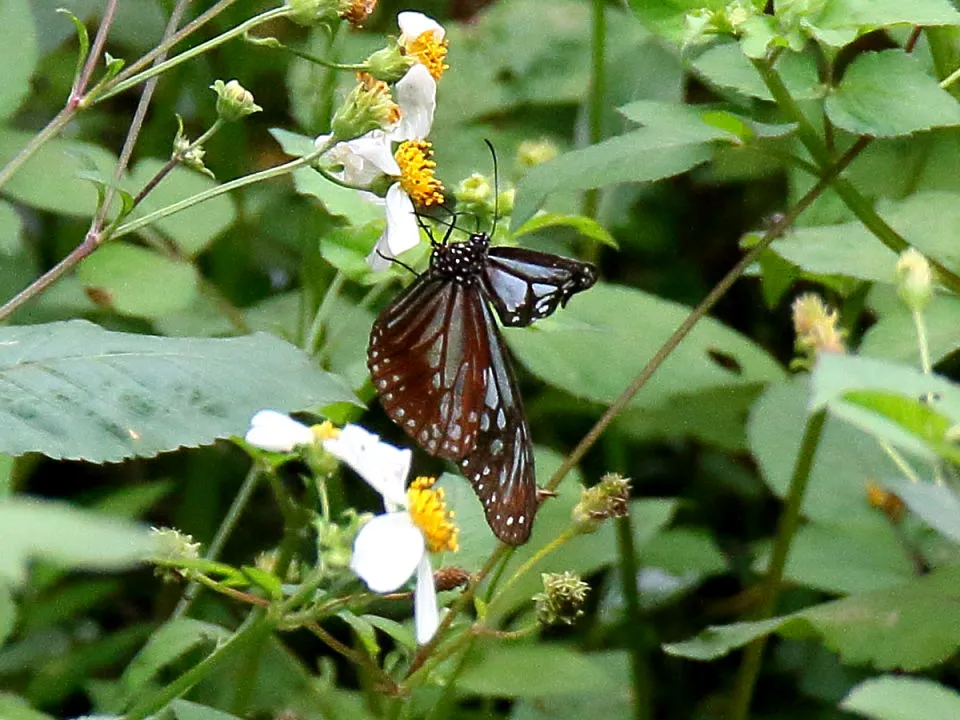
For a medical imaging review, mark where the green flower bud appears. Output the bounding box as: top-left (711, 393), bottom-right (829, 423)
top-left (896, 248), bottom-right (934, 313)
top-left (365, 41), bottom-right (416, 83)
top-left (516, 138), bottom-right (558, 173)
top-left (172, 115), bottom-right (214, 178)
top-left (211, 79), bottom-right (262, 122)
top-left (331, 73), bottom-right (400, 142)
top-left (150, 526), bottom-right (201, 582)
top-left (572, 473), bottom-right (631, 533)
top-left (533, 571), bottom-right (590, 627)
top-left (286, 0), bottom-right (340, 27)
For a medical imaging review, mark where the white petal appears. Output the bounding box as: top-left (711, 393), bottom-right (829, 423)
top-left (323, 424), bottom-right (410, 508)
top-left (398, 11), bottom-right (445, 42)
top-left (383, 184), bottom-right (420, 256)
top-left (390, 64), bottom-right (436, 141)
top-left (245, 410), bottom-right (314, 452)
top-left (350, 512), bottom-right (425, 593)
top-left (325, 131), bottom-right (400, 186)
top-left (414, 554), bottom-right (440, 644)
top-left (366, 231), bottom-right (394, 271)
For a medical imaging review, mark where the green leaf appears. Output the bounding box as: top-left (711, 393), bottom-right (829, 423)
top-left (57, 9), bottom-right (90, 89)
top-left (771, 192), bottom-right (960, 283)
top-left (884, 480), bottom-right (960, 545)
top-left (627, 0), bottom-right (727, 44)
top-left (826, 51), bottom-right (960, 137)
top-left (120, 618), bottom-right (228, 699)
top-left (841, 675), bottom-right (960, 720)
top-left (0, 582), bottom-right (14, 649)
top-left (458, 644), bottom-right (621, 697)
top-left (512, 100), bottom-right (734, 226)
top-left (336, 610), bottom-right (379, 656)
top-left (811, 354), bottom-right (960, 462)
top-left (0, 693), bottom-right (55, 720)
top-left (666, 564), bottom-right (960, 670)
top-left (0, 128), bottom-right (117, 216)
top-left (860, 293), bottom-right (960, 365)
top-left (77, 242), bottom-right (199, 319)
top-left (643, 528), bottom-right (728, 576)
top-left (748, 376), bottom-right (902, 524)
top-left (362, 614), bottom-right (415, 651)
top-left (0, 320), bottom-right (358, 462)
top-left (172, 699), bottom-right (243, 720)
top-left (0, 0), bottom-right (37, 120)
top-left (126, 159), bottom-right (237, 257)
top-left (768, 520), bottom-right (914, 594)
top-left (0, 497), bottom-right (157, 586)
top-left (692, 43), bottom-right (820, 101)
top-left (514, 213), bottom-right (618, 248)
top-left (818, 0), bottom-right (960, 31)
top-left (507, 282), bottom-right (783, 410)
top-left (0, 198), bottom-right (24, 255)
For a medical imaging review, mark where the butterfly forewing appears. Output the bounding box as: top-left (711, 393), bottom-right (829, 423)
top-left (369, 276), bottom-right (488, 460)
top-left (458, 299), bottom-right (537, 544)
top-left (483, 246), bottom-right (599, 327)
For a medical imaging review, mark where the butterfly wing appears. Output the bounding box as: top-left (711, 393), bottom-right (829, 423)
top-left (369, 276), bottom-right (489, 460)
top-left (458, 298), bottom-right (538, 545)
top-left (482, 246), bottom-right (598, 328)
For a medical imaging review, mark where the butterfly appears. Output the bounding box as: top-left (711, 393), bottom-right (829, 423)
top-left (368, 230), bottom-right (597, 544)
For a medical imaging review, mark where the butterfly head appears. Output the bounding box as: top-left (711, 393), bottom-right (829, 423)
top-left (429, 232), bottom-right (491, 284)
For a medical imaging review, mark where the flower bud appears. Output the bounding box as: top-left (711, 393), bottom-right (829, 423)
top-left (533, 571), bottom-right (590, 626)
top-left (572, 473), bottom-right (631, 533)
top-left (316, 510), bottom-right (369, 570)
top-left (434, 566), bottom-right (471, 592)
top-left (172, 116), bottom-right (213, 178)
top-left (792, 293), bottom-right (845, 365)
top-left (331, 73), bottom-right (401, 142)
top-left (245, 410), bottom-right (317, 453)
top-left (365, 41), bottom-right (417, 84)
top-left (286, 0), bottom-right (340, 26)
top-left (150, 526), bottom-right (201, 582)
top-left (896, 248), bottom-right (934, 313)
top-left (454, 173), bottom-right (495, 225)
top-left (211, 80), bottom-right (262, 122)
top-left (516, 138), bottom-right (558, 173)
top-left (340, 0), bottom-right (377, 25)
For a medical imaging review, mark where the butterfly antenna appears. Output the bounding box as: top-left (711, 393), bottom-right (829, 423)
top-left (483, 138), bottom-right (500, 239)
top-left (376, 249), bottom-right (420, 277)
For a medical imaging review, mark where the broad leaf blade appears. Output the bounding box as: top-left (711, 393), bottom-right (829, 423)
top-left (0, 321), bottom-right (358, 462)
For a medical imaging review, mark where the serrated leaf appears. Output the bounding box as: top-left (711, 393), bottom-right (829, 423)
top-left (692, 43), bottom-right (820, 101)
top-left (513, 213), bottom-right (617, 248)
top-left (77, 242), bottom-right (199, 319)
top-left (841, 675), bottom-right (960, 720)
top-left (0, 497), bottom-right (157, 585)
top-left (666, 564), bottom-right (960, 670)
top-left (826, 51), bottom-right (960, 137)
top-left (512, 100), bottom-right (730, 226)
top-left (0, 320), bottom-right (358, 462)
top-left (818, 0), bottom-right (960, 31)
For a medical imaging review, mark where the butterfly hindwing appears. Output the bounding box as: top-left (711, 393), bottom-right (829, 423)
top-left (483, 246), bottom-right (598, 327)
top-left (369, 276), bottom-right (489, 460)
top-left (458, 298), bottom-right (537, 545)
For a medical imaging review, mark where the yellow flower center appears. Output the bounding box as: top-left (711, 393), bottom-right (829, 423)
top-left (404, 30), bottom-right (449, 81)
top-left (311, 421), bottom-right (340, 441)
top-left (407, 476), bottom-right (459, 553)
top-left (396, 140), bottom-right (445, 207)
top-left (358, 71), bottom-right (401, 126)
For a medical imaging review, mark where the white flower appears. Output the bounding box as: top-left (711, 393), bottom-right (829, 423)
top-left (388, 63), bottom-right (436, 145)
top-left (397, 13), bottom-right (448, 83)
top-left (245, 410), bottom-right (316, 452)
top-left (324, 424), bottom-right (459, 644)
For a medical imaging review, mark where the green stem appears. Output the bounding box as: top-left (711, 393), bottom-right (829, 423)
top-left (172, 465), bottom-right (262, 620)
top-left (753, 58), bottom-right (960, 294)
top-left (581, 0), bottom-right (606, 228)
top-left (491, 526), bottom-right (577, 607)
top-left (729, 410), bottom-right (827, 720)
top-left (545, 137), bottom-right (867, 495)
top-left (616, 513), bottom-right (653, 720)
top-left (306, 271), bottom-right (346, 355)
top-left (97, 6), bottom-right (292, 102)
top-left (123, 610), bottom-right (271, 720)
top-left (912, 309), bottom-right (932, 374)
top-left (877, 440), bottom-right (921, 484)
top-left (114, 145), bottom-right (328, 239)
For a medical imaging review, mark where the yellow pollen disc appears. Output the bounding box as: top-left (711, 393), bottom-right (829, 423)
top-left (311, 421), bottom-right (340, 441)
top-left (405, 31), bottom-right (449, 81)
top-left (407, 476), bottom-right (459, 553)
top-left (396, 141), bottom-right (445, 207)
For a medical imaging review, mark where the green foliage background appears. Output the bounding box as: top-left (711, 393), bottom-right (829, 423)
top-left (6, 0), bottom-right (960, 719)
